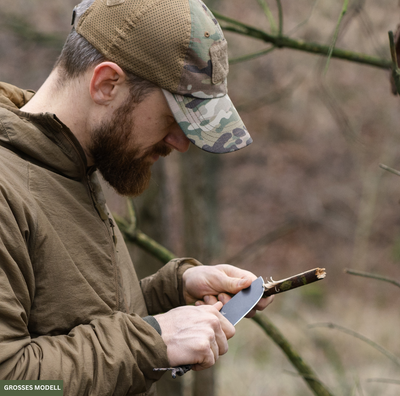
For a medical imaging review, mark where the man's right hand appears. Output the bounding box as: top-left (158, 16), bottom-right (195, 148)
top-left (154, 302), bottom-right (235, 371)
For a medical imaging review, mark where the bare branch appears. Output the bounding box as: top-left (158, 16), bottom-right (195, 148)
top-left (256, 0), bottom-right (278, 34)
top-left (345, 268), bottom-right (400, 289)
top-left (253, 314), bottom-right (335, 396)
top-left (367, 378), bottom-right (400, 385)
top-left (229, 46), bottom-right (276, 65)
top-left (310, 322), bottom-right (400, 366)
top-left (226, 220), bottom-right (298, 264)
top-left (263, 268), bottom-right (326, 297)
top-left (379, 163), bottom-right (400, 177)
top-left (324, 0), bottom-right (349, 74)
top-left (212, 9), bottom-right (391, 69)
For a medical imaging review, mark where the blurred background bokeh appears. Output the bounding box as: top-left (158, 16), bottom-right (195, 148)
top-left (1, 0), bottom-right (400, 395)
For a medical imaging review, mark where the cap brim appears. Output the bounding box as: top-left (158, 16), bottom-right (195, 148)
top-left (163, 90), bottom-right (252, 154)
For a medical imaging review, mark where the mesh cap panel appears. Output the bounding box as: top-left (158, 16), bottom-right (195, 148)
top-left (77, 0), bottom-right (191, 92)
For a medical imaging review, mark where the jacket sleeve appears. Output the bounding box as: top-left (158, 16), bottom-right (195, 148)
top-left (139, 258), bottom-right (203, 315)
top-left (0, 189), bottom-right (169, 395)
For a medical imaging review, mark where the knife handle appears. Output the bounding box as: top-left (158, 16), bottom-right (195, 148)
top-left (153, 364), bottom-right (192, 378)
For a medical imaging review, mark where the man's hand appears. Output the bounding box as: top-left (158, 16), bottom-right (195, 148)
top-left (154, 302), bottom-right (235, 371)
top-left (182, 264), bottom-right (274, 318)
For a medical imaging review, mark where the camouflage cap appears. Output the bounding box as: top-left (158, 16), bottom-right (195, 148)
top-left (75, 0), bottom-right (252, 154)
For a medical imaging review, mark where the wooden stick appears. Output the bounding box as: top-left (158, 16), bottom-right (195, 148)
top-left (263, 268), bottom-right (326, 297)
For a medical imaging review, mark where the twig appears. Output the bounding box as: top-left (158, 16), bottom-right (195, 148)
top-left (345, 268), bottom-right (400, 289)
top-left (256, 0), bottom-right (277, 34)
top-left (367, 378), bottom-right (400, 385)
top-left (287, 0), bottom-right (319, 36)
top-left (379, 163), bottom-right (400, 177)
top-left (283, 369), bottom-right (323, 382)
top-left (324, 0), bottom-right (349, 74)
top-left (236, 75), bottom-right (304, 112)
top-left (310, 322), bottom-right (400, 367)
top-left (253, 314), bottom-right (335, 396)
top-left (212, 10), bottom-right (391, 69)
top-left (276, 0), bottom-right (283, 37)
top-left (229, 46), bottom-right (276, 64)
top-left (114, 201), bottom-right (175, 264)
top-left (263, 268), bottom-right (326, 297)
top-left (389, 31), bottom-right (400, 95)
top-left (226, 220), bottom-right (298, 264)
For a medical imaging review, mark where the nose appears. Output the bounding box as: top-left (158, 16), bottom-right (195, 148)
top-left (164, 123), bottom-right (191, 153)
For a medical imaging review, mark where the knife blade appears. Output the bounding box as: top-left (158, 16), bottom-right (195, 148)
top-left (219, 276), bottom-right (265, 325)
top-left (154, 277), bottom-right (265, 377)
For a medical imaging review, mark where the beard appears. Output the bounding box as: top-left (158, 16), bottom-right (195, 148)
top-left (87, 98), bottom-right (172, 196)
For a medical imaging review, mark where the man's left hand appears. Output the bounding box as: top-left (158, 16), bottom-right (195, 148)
top-left (182, 264), bottom-right (273, 318)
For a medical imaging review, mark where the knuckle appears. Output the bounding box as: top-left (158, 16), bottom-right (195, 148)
top-left (209, 316), bottom-right (220, 329)
top-left (197, 340), bottom-right (210, 355)
top-left (220, 344), bottom-right (228, 355)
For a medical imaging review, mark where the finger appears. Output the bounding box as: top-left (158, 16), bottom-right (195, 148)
top-left (215, 274), bottom-right (253, 296)
top-left (245, 296), bottom-right (274, 318)
top-left (195, 300), bottom-right (205, 306)
top-left (193, 332), bottom-right (220, 371)
top-left (217, 293), bottom-right (232, 305)
top-left (216, 264), bottom-right (257, 281)
top-left (210, 336), bottom-right (220, 361)
top-left (245, 309), bottom-right (257, 319)
top-left (213, 301), bottom-right (223, 311)
top-left (254, 295), bottom-right (274, 311)
top-left (204, 295), bottom-right (219, 305)
top-left (211, 301), bottom-right (235, 341)
top-left (212, 320), bottom-right (230, 355)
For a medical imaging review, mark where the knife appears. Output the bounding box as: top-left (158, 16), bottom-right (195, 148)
top-left (154, 276), bottom-right (265, 378)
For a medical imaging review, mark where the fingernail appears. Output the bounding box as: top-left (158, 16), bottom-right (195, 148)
top-left (204, 295), bottom-right (210, 304)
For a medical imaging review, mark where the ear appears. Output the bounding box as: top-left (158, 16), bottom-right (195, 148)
top-left (89, 62), bottom-right (127, 106)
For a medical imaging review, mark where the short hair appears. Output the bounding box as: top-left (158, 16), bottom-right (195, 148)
top-left (54, 0), bottom-right (155, 103)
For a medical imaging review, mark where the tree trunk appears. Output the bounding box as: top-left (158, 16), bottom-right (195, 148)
top-left (180, 147), bottom-right (221, 396)
top-left (134, 160), bottom-right (184, 396)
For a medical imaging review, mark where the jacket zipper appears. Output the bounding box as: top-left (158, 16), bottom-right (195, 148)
top-left (57, 122), bottom-right (122, 310)
top-left (86, 173), bottom-right (121, 311)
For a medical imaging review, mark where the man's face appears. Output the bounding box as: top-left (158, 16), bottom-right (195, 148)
top-left (88, 88), bottom-right (189, 196)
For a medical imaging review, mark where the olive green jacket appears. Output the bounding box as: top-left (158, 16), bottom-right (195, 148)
top-left (0, 82), bottom-right (199, 395)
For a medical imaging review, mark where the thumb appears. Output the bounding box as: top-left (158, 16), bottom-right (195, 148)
top-left (213, 301), bottom-right (223, 310)
top-left (222, 276), bottom-right (253, 295)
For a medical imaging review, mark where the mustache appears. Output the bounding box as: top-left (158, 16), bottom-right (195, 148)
top-left (146, 141), bottom-right (173, 158)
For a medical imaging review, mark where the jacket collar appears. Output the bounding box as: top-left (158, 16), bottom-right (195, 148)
top-left (0, 82), bottom-right (88, 180)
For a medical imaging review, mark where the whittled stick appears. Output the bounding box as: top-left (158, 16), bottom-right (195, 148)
top-left (263, 268), bottom-right (326, 297)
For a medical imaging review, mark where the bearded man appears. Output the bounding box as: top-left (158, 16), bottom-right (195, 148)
top-left (0, 0), bottom-right (273, 395)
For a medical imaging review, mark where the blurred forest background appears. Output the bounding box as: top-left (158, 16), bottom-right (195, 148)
top-left (1, 0), bottom-right (400, 395)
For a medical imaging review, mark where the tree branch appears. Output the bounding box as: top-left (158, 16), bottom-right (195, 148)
top-left (379, 163), bottom-right (400, 177)
top-left (345, 268), bottom-right (400, 289)
top-left (226, 219), bottom-right (298, 264)
top-left (256, 0), bottom-right (277, 34)
top-left (211, 10), bottom-right (391, 69)
top-left (324, 0), bottom-right (349, 74)
top-left (114, 201), bottom-right (175, 264)
top-left (367, 378), bottom-right (400, 385)
top-left (310, 322), bottom-right (400, 366)
top-left (253, 314), bottom-right (335, 396)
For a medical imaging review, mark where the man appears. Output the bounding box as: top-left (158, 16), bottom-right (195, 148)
top-left (0, 0), bottom-right (273, 395)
